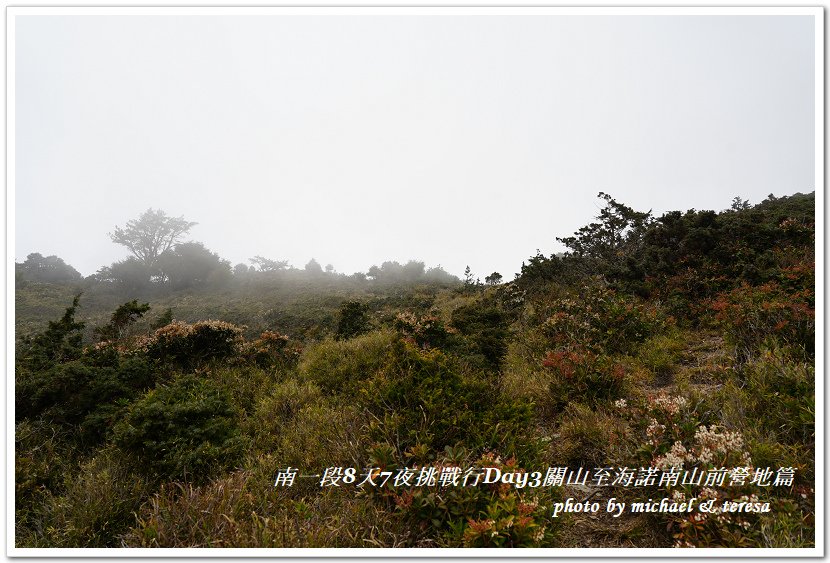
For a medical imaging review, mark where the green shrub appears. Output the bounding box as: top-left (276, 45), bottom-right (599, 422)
top-left (151, 307), bottom-right (174, 330)
top-left (450, 300), bottom-right (509, 372)
top-left (16, 353), bottom-right (155, 444)
top-left (636, 330), bottom-right (686, 381)
top-left (113, 374), bottom-right (245, 483)
top-left (143, 320), bottom-right (245, 370)
top-left (17, 295), bottom-right (84, 373)
top-left (93, 300), bottom-right (150, 342)
top-left (336, 300), bottom-right (370, 340)
top-left (298, 330), bottom-right (394, 395)
top-left (365, 340), bottom-right (536, 462)
top-left (17, 361), bottom-right (99, 423)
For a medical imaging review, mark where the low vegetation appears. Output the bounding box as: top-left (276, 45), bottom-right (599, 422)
top-left (15, 192), bottom-right (815, 548)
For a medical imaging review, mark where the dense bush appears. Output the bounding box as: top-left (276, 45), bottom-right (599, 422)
top-left (541, 348), bottom-right (627, 413)
top-left (157, 242), bottom-right (232, 290)
top-left (142, 320), bottom-right (245, 370)
top-left (94, 300), bottom-right (150, 342)
top-left (450, 299), bottom-right (509, 372)
top-left (18, 355), bottom-right (155, 443)
top-left (298, 330), bottom-right (395, 395)
top-left (393, 310), bottom-right (452, 349)
top-left (710, 282), bottom-right (814, 362)
top-left (95, 257), bottom-right (153, 293)
top-left (365, 339), bottom-right (536, 462)
top-left (336, 300), bottom-right (371, 340)
top-left (113, 375), bottom-right (245, 483)
top-left (16, 298), bottom-right (156, 444)
top-left (541, 283), bottom-right (666, 356)
top-left (17, 295), bottom-right (85, 373)
top-left (242, 330), bottom-right (302, 369)
top-left (516, 252), bottom-right (566, 289)
top-left (556, 192), bottom-right (652, 280)
top-left (517, 192), bottom-right (815, 318)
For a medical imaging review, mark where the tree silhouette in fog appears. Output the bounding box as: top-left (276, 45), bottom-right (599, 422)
top-left (109, 209), bottom-right (197, 270)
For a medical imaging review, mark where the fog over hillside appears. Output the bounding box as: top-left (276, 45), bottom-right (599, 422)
top-left (15, 13), bottom-right (815, 278)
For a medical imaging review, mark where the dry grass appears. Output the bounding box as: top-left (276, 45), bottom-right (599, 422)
top-left (122, 466), bottom-right (408, 548)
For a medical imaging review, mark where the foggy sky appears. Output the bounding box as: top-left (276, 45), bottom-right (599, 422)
top-left (14, 13), bottom-right (816, 279)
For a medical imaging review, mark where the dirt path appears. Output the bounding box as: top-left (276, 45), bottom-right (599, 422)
top-left (673, 331), bottom-right (731, 395)
top-left (558, 483), bottom-right (662, 547)
top-left (557, 330), bottom-right (732, 547)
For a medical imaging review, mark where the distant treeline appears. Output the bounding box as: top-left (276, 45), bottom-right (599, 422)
top-left (17, 250), bottom-right (460, 294)
top-left (17, 208), bottom-right (463, 295)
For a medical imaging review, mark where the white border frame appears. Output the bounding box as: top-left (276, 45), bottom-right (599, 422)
top-left (6, 5), bottom-right (824, 558)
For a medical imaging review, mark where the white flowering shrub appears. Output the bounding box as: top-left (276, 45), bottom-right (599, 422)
top-left (617, 392), bottom-right (811, 547)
